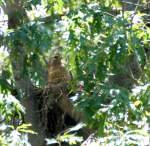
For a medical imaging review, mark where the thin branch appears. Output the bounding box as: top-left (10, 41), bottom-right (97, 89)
top-left (103, 11), bottom-right (115, 17)
top-left (0, 20), bottom-right (8, 23)
top-left (130, 0), bottom-right (141, 31)
top-left (141, 40), bottom-right (150, 43)
top-left (0, 119), bottom-right (6, 124)
top-left (121, 0), bottom-right (143, 7)
top-left (37, 14), bottom-right (64, 23)
top-left (134, 0), bottom-right (141, 12)
top-left (121, 0), bottom-right (128, 41)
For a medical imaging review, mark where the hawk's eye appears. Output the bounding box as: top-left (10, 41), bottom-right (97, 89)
top-left (54, 56), bottom-right (59, 59)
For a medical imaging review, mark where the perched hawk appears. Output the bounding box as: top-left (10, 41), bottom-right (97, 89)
top-left (47, 53), bottom-right (71, 84)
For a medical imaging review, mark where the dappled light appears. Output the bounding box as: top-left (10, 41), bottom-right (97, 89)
top-left (0, 0), bottom-right (150, 146)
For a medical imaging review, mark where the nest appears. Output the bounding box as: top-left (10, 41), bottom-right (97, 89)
top-left (37, 83), bottom-right (77, 136)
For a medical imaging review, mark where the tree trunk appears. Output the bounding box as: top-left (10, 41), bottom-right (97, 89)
top-left (10, 47), bottom-right (46, 146)
top-left (2, 1), bottom-right (46, 145)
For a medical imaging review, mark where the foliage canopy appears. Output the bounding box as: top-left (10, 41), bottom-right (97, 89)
top-left (0, 0), bottom-right (150, 145)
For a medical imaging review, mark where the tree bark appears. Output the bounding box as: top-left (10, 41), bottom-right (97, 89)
top-left (10, 48), bottom-right (46, 146)
top-left (2, 1), bottom-right (46, 145)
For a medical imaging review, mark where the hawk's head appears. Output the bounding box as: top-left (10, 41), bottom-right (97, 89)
top-left (48, 53), bottom-right (62, 66)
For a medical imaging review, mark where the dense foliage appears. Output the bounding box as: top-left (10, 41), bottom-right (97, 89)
top-left (0, 0), bottom-right (150, 145)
